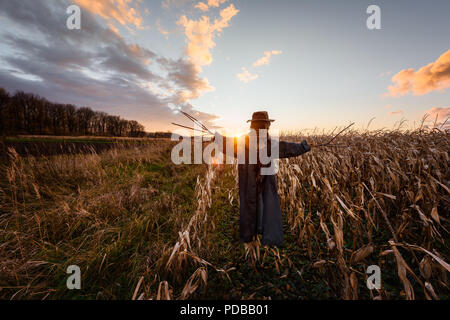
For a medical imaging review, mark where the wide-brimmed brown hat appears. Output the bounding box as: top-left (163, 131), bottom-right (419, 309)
top-left (247, 111), bottom-right (275, 123)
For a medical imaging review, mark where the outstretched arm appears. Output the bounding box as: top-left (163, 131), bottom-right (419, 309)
top-left (213, 134), bottom-right (311, 159)
top-left (279, 140), bottom-right (311, 159)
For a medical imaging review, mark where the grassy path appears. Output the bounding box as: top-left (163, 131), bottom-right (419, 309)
top-left (199, 165), bottom-right (331, 300)
top-left (0, 143), bottom-right (206, 299)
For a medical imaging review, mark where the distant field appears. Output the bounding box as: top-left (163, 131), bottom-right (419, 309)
top-left (0, 130), bottom-right (449, 300)
top-left (1, 135), bottom-right (171, 158)
top-left (4, 135), bottom-right (168, 143)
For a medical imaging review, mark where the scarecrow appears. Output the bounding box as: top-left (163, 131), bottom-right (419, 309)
top-left (227, 111), bottom-right (311, 247)
top-left (173, 111), bottom-right (352, 247)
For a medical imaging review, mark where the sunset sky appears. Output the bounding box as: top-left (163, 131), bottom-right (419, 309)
top-left (0, 0), bottom-right (449, 134)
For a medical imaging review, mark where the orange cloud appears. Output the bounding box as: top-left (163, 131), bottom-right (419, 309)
top-left (195, 0), bottom-right (228, 12)
top-left (208, 0), bottom-right (228, 7)
top-left (177, 4), bottom-right (239, 67)
top-left (388, 110), bottom-right (403, 115)
top-left (253, 50), bottom-right (282, 67)
top-left (237, 67), bottom-right (258, 83)
top-left (424, 107), bottom-right (450, 123)
top-left (156, 19), bottom-right (170, 38)
top-left (195, 2), bottom-right (210, 12)
top-left (388, 50), bottom-right (450, 96)
top-left (74, 0), bottom-right (144, 29)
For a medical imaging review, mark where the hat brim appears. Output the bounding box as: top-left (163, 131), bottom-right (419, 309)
top-left (246, 119), bottom-right (275, 123)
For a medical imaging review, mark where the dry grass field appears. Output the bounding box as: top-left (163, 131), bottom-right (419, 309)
top-left (0, 128), bottom-right (449, 300)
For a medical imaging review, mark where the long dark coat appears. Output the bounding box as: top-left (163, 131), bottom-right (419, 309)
top-left (218, 135), bottom-right (311, 246)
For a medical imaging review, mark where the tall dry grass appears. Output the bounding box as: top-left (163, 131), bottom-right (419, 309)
top-left (277, 128), bottom-right (449, 299)
top-left (140, 127), bottom-right (448, 300)
top-left (0, 127), bottom-right (448, 300)
top-left (0, 140), bottom-right (206, 299)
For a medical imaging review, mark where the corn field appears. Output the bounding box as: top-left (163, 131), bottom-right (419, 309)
top-left (277, 128), bottom-right (449, 299)
top-left (0, 127), bottom-right (449, 300)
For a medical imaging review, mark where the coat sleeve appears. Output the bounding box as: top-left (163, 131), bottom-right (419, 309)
top-left (214, 134), bottom-right (311, 159)
top-left (278, 140), bottom-right (311, 159)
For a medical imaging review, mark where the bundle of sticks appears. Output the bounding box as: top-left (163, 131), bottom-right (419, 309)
top-left (308, 122), bottom-right (354, 148)
top-left (172, 110), bottom-right (354, 148)
top-left (172, 110), bottom-right (213, 135)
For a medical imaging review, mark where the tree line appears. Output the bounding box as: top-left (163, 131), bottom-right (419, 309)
top-left (0, 88), bottom-right (146, 137)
